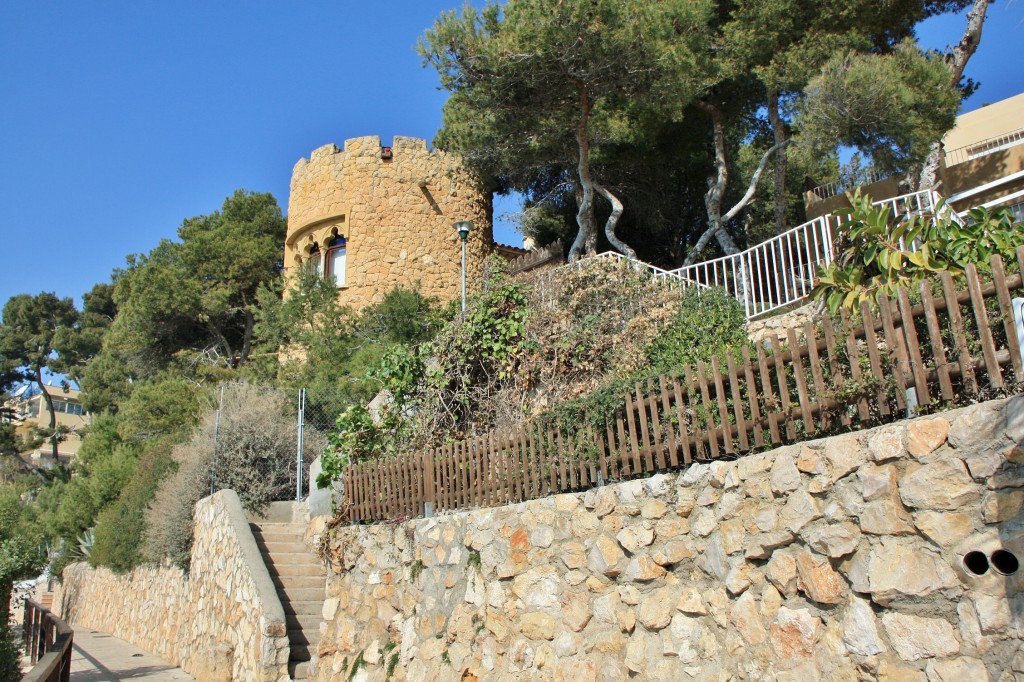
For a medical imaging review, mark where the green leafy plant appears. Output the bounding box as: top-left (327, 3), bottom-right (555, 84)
top-left (814, 191), bottom-right (1024, 313)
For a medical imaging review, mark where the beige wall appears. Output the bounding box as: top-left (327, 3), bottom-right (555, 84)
top-left (942, 92), bottom-right (1024, 153)
top-left (285, 136), bottom-right (492, 311)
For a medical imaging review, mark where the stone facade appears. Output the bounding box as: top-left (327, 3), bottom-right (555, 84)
top-left (312, 396), bottom-right (1024, 681)
top-left (285, 136), bottom-right (493, 311)
top-left (54, 490), bottom-right (292, 682)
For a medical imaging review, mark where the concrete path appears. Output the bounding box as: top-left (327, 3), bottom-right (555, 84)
top-left (69, 629), bottom-right (194, 681)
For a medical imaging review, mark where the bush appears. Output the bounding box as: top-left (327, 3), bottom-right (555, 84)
top-left (646, 286), bottom-right (749, 372)
top-left (144, 384), bottom-right (324, 570)
top-left (0, 622), bottom-right (22, 682)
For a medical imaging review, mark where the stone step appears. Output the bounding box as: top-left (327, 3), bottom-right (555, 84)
top-left (287, 627), bottom-right (315, 647)
top-left (263, 551), bottom-right (324, 567)
top-left (289, 660), bottom-right (310, 680)
top-left (290, 644), bottom-right (314, 662)
top-left (251, 529), bottom-right (306, 544)
top-left (265, 562), bottom-right (326, 579)
top-left (280, 600), bottom-right (323, 617)
top-left (255, 540), bottom-right (308, 554)
top-left (272, 574), bottom-right (324, 591)
top-left (286, 613), bottom-right (322, 632)
top-left (276, 587), bottom-right (324, 603)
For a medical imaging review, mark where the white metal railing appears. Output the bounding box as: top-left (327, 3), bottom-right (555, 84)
top-left (944, 127), bottom-right (1024, 167)
top-left (524, 189), bottom-right (959, 321)
top-left (666, 189), bottom-right (948, 320)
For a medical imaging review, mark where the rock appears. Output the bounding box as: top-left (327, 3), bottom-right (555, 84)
top-left (772, 451), bottom-right (803, 494)
top-left (725, 562), bottom-right (754, 595)
top-left (700, 536), bottom-right (729, 581)
top-left (511, 565), bottom-right (561, 610)
top-left (561, 541), bottom-right (587, 570)
top-left (876, 659), bottom-right (926, 681)
top-left (973, 594), bottom-right (1011, 634)
top-left (592, 488), bottom-right (618, 517)
top-left (521, 611), bottom-right (557, 640)
top-left (561, 591), bottom-right (592, 633)
top-left (865, 538), bottom-right (957, 604)
top-left (738, 452), bottom-right (773, 479)
top-left (803, 521), bottom-right (861, 558)
top-left (652, 539), bottom-right (695, 566)
top-left (880, 612), bottom-right (959, 661)
top-left (905, 418), bottom-right (949, 457)
top-left (623, 554), bottom-right (666, 582)
top-left (638, 587), bottom-right (676, 630)
top-left (822, 432), bottom-right (862, 481)
top-left (615, 525), bottom-right (655, 553)
top-left (798, 446), bottom-right (828, 475)
top-left (767, 551), bottom-right (799, 596)
top-left (587, 534), bottom-right (625, 577)
top-left (982, 490), bottom-right (1024, 523)
top-left (530, 526), bottom-right (554, 548)
top-left (859, 498), bottom-right (916, 536)
top-left (957, 600), bottom-right (989, 653)
top-left (841, 597), bottom-right (885, 656)
top-left (710, 460), bottom-right (740, 489)
top-left (964, 450), bottom-right (1002, 480)
top-left (782, 490), bottom-right (823, 534)
top-left (769, 607), bottom-right (820, 659)
top-left (745, 530), bottom-right (796, 560)
top-left (925, 657), bottom-right (990, 682)
top-left (591, 590), bottom-right (621, 625)
top-left (720, 519), bottom-right (747, 554)
top-left (899, 459), bottom-right (979, 511)
top-left (1005, 394), bottom-right (1024, 443)
top-left (676, 587), bottom-right (706, 615)
top-left (760, 584), bottom-right (783, 620)
top-left (640, 499), bottom-right (668, 520)
top-left (729, 591), bottom-right (767, 645)
top-left (691, 508), bottom-right (717, 537)
top-left (795, 549), bottom-right (843, 605)
top-left (857, 463), bottom-right (897, 501)
top-left (912, 511), bottom-right (975, 548)
top-left (868, 426), bottom-right (905, 462)
top-left (776, 661), bottom-right (822, 682)
top-left (322, 598), bottom-right (339, 621)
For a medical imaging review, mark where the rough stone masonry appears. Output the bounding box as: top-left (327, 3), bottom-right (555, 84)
top-left (311, 395), bottom-right (1024, 681)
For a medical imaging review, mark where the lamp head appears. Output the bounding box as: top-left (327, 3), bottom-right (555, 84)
top-left (454, 220), bottom-right (473, 242)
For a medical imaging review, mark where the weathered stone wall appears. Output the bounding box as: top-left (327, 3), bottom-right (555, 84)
top-left (312, 396), bottom-right (1024, 681)
top-left (285, 136), bottom-right (492, 311)
top-left (745, 301), bottom-right (822, 345)
top-left (55, 490), bottom-right (291, 682)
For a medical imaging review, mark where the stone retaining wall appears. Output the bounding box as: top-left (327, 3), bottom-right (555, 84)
top-left (313, 396), bottom-right (1024, 681)
top-left (55, 490), bottom-right (291, 682)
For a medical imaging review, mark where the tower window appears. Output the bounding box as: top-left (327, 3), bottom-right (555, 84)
top-left (325, 236), bottom-right (347, 287)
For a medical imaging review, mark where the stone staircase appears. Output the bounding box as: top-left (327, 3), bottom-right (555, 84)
top-left (250, 516), bottom-right (326, 680)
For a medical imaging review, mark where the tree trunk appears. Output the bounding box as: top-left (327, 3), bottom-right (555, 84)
top-left (594, 183), bottom-right (636, 259)
top-left (768, 89), bottom-right (789, 233)
top-left (684, 136), bottom-right (792, 265)
top-left (918, 0), bottom-right (989, 190)
top-left (569, 85), bottom-right (597, 262)
top-left (34, 368), bottom-right (59, 462)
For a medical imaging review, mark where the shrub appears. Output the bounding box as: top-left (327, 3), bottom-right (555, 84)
top-left (144, 384), bottom-right (324, 570)
top-left (646, 286), bottom-right (749, 373)
top-left (0, 622), bottom-right (23, 682)
top-left (814, 191), bottom-right (1024, 313)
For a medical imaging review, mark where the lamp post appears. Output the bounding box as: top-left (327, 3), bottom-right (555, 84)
top-left (454, 220), bottom-right (472, 311)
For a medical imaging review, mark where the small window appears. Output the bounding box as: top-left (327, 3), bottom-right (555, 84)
top-left (305, 243), bottom-right (323, 277)
top-left (325, 236), bottom-right (347, 287)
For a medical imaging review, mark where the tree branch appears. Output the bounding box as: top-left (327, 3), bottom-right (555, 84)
top-left (594, 183), bottom-right (636, 259)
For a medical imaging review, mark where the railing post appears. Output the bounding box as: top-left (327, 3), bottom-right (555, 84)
top-left (1013, 298), bottom-right (1024, 372)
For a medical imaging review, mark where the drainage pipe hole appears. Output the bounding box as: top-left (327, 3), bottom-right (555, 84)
top-left (990, 549), bottom-right (1019, 576)
top-left (963, 550), bottom-right (990, 576)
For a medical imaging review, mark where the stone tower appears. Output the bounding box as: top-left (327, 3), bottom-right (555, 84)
top-left (284, 135), bottom-right (493, 311)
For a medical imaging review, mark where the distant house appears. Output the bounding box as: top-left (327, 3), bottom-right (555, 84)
top-left (284, 135), bottom-right (528, 311)
top-left (3, 383), bottom-right (90, 464)
top-left (806, 91), bottom-right (1024, 220)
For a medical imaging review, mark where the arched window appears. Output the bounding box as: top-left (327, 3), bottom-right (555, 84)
top-left (325, 235), bottom-right (346, 287)
top-left (305, 243), bottom-right (322, 277)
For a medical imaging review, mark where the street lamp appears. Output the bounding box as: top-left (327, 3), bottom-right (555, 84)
top-left (454, 220), bottom-right (473, 311)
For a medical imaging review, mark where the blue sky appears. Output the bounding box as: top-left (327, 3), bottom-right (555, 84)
top-left (1, 1), bottom-right (1022, 310)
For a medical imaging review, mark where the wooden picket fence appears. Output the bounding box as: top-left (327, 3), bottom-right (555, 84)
top-left (340, 248), bottom-right (1024, 524)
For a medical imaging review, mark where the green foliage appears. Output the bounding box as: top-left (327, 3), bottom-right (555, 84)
top-left (814, 192), bottom-right (1024, 312)
top-left (647, 287), bottom-right (750, 372)
top-left (0, 620), bottom-right (24, 682)
top-left (89, 448), bottom-right (175, 573)
top-left (114, 373), bottom-right (208, 443)
top-left (797, 40), bottom-right (960, 175)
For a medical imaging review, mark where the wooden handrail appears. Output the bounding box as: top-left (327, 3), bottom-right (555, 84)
top-left (21, 598), bottom-right (73, 682)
